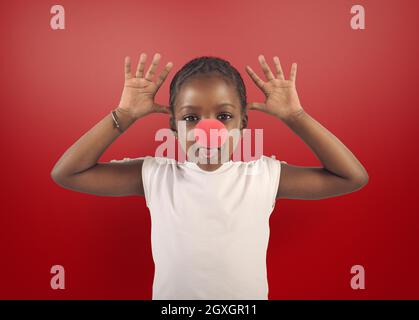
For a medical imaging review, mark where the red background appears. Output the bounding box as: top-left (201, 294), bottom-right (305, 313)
top-left (1, 0), bottom-right (418, 299)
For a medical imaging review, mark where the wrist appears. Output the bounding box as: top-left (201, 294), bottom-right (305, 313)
top-left (281, 107), bottom-right (306, 123)
top-left (110, 107), bottom-right (137, 134)
top-left (116, 106), bottom-right (139, 122)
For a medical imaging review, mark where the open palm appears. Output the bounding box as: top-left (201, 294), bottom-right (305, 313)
top-left (245, 55), bottom-right (304, 120)
top-left (118, 53), bottom-right (174, 120)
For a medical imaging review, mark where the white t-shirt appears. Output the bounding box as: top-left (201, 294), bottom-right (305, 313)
top-left (138, 155), bottom-right (282, 300)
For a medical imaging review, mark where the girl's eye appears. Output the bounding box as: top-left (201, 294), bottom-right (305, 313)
top-left (218, 113), bottom-right (232, 121)
top-left (183, 115), bottom-right (199, 122)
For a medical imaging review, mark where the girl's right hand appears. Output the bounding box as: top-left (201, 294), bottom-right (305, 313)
top-left (118, 53), bottom-right (174, 120)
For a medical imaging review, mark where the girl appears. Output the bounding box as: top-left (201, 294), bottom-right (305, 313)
top-left (51, 52), bottom-right (369, 300)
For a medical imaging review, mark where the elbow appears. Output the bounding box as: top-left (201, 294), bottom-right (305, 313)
top-left (50, 168), bottom-right (61, 185)
top-left (50, 167), bottom-right (67, 187)
top-left (350, 172), bottom-right (369, 190)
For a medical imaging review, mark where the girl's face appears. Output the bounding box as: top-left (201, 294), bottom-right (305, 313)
top-left (172, 74), bottom-right (247, 170)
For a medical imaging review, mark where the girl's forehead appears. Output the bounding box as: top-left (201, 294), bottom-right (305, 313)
top-left (176, 76), bottom-right (239, 105)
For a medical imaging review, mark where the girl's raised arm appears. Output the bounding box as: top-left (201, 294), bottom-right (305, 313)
top-left (51, 53), bottom-right (173, 196)
top-left (245, 55), bottom-right (369, 200)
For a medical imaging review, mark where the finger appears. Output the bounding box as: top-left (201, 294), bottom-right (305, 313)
top-left (144, 53), bottom-right (161, 82)
top-left (124, 56), bottom-right (132, 80)
top-left (135, 53), bottom-right (147, 78)
top-left (153, 103), bottom-right (170, 114)
top-left (247, 102), bottom-right (266, 111)
top-left (273, 56), bottom-right (285, 80)
top-left (245, 66), bottom-right (265, 90)
top-left (289, 63), bottom-right (297, 83)
top-left (258, 55), bottom-right (275, 81)
top-left (155, 62), bottom-right (174, 88)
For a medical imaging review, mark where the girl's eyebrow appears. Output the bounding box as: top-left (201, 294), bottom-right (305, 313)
top-left (178, 105), bottom-right (200, 111)
top-left (178, 103), bottom-right (236, 111)
top-left (216, 103), bottom-right (236, 109)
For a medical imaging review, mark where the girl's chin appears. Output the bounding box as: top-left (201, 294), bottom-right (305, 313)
top-left (198, 147), bottom-right (219, 158)
top-left (184, 146), bottom-right (233, 162)
top-left (190, 148), bottom-right (224, 162)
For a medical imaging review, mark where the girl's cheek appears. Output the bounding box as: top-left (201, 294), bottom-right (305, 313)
top-left (227, 120), bottom-right (241, 134)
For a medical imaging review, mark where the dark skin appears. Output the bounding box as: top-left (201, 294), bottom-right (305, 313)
top-left (170, 73), bottom-right (248, 172)
top-left (244, 55), bottom-right (369, 199)
top-left (51, 52), bottom-right (369, 200)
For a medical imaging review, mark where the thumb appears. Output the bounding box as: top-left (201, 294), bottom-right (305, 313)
top-left (247, 102), bottom-right (266, 111)
top-left (153, 103), bottom-right (171, 114)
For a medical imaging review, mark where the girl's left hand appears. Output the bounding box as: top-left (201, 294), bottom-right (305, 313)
top-left (245, 55), bottom-right (304, 121)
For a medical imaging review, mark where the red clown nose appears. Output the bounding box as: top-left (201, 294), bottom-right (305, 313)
top-left (193, 119), bottom-right (228, 149)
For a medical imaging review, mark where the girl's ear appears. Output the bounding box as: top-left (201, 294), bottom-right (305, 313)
top-left (170, 116), bottom-right (177, 137)
top-left (241, 113), bottom-right (248, 130)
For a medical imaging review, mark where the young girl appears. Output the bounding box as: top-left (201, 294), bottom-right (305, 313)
top-left (51, 52), bottom-right (369, 300)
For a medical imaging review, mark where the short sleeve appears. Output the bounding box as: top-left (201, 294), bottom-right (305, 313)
top-left (141, 156), bottom-right (155, 208)
top-left (262, 155), bottom-right (282, 208)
